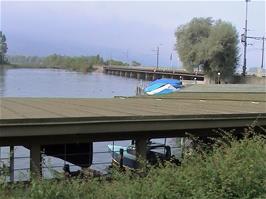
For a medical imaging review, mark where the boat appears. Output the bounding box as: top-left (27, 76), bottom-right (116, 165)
top-left (108, 141), bottom-right (172, 169)
top-left (144, 78), bottom-right (182, 95)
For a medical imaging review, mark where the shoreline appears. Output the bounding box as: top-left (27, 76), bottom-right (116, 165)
top-left (0, 63), bottom-right (100, 73)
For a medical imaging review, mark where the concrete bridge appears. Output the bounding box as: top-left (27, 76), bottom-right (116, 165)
top-left (103, 66), bottom-right (204, 81)
top-left (0, 85), bottom-right (265, 179)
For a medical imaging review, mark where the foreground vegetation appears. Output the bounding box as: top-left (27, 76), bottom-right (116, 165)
top-left (0, 132), bottom-right (265, 199)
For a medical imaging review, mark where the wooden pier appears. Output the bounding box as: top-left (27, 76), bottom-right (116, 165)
top-left (0, 86), bottom-right (266, 178)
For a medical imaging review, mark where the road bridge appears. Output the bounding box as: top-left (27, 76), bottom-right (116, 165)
top-left (103, 66), bottom-right (204, 81)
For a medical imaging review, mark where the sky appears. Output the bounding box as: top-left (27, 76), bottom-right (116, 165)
top-left (1, 0), bottom-right (265, 70)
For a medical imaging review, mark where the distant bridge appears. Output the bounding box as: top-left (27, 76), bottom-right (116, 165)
top-left (103, 66), bottom-right (204, 81)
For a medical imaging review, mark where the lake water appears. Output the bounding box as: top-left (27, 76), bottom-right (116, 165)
top-left (0, 67), bottom-right (180, 180)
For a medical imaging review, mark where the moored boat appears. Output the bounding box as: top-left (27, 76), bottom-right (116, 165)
top-left (108, 142), bottom-right (172, 169)
top-left (144, 78), bottom-right (182, 95)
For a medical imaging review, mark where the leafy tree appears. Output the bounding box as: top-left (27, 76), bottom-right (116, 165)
top-left (0, 31), bottom-right (8, 64)
top-left (175, 18), bottom-right (239, 81)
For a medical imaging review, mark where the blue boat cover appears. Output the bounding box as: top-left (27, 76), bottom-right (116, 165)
top-left (144, 78), bottom-right (182, 94)
top-left (148, 78), bottom-right (182, 88)
top-left (144, 82), bottom-right (166, 93)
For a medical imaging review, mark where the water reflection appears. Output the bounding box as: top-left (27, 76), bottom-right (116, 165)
top-left (0, 68), bottom-right (146, 98)
top-left (0, 66), bottom-right (6, 96)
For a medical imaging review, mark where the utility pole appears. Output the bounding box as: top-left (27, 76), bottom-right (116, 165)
top-left (242, 0), bottom-right (250, 76)
top-left (170, 53), bottom-right (173, 72)
top-left (156, 46), bottom-right (159, 70)
top-left (261, 36), bottom-right (265, 69)
top-left (126, 50), bottom-right (129, 64)
top-left (246, 36), bottom-right (266, 70)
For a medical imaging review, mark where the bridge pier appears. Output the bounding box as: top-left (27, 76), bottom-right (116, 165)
top-left (9, 146), bottom-right (15, 182)
top-left (131, 72), bottom-right (137, 78)
top-left (137, 73), bottom-right (144, 80)
top-left (30, 144), bottom-right (42, 178)
top-left (135, 137), bottom-right (147, 169)
top-left (145, 73), bottom-right (153, 81)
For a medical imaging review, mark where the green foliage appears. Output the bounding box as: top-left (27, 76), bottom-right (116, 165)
top-left (175, 18), bottom-right (239, 81)
top-left (7, 54), bottom-right (131, 72)
top-left (7, 54), bottom-right (105, 73)
top-left (0, 31), bottom-right (8, 64)
top-left (1, 132), bottom-right (265, 199)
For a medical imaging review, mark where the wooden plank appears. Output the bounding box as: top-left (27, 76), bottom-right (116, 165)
top-left (0, 96), bottom-right (265, 121)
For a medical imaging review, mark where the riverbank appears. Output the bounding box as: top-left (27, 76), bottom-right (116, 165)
top-left (1, 133), bottom-right (265, 199)
top-left (0, 63), bottom-right (98, 73)
top-left (5, 54), bottom-right (107, 73)
top-left (5, 54), bottom-right (132, 74)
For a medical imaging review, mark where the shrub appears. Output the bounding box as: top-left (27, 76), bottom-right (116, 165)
top-left (1, 133), bottom-right (265, 199)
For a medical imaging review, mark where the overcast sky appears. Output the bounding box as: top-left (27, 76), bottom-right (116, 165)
top-left (1, 0), bottom-right (265, 70)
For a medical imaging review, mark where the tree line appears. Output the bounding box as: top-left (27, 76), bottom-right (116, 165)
top-left (0, 31), bottom-right (8, 64)
top-left (7, 54), bottom-right (139, 72)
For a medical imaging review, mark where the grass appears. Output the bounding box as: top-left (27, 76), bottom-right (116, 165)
top-left (0, 131), bottom-right (265, 199)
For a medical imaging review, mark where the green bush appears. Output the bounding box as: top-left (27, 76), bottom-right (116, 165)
top-left (1, 134), bottom-right (265, 199)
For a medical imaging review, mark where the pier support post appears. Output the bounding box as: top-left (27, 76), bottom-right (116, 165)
top-left (135, 137), bottom-right (147, 169)
top-left (30, 144), bottom-right (41, 178)
top-left (145, 73), bottom-right (149, 81)
top-left (9, 146), bottom-right (14, 182)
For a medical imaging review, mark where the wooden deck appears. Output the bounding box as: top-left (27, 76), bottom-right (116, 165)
top-left (1, 96), bottom-right (265, 121)
top-left (0, 91), bottom-right (265, 142)
top-left (1, 87), bottom-right (265, 176)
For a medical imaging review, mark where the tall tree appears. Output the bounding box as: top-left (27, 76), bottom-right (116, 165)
top-left (175, 18), bottom-right (239, 82)
top-left (0, 31), bottom-right (8, 64)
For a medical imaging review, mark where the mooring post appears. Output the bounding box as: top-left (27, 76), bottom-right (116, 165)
top-left (119, 148), bottom-right (124, 169)
top-left (30, 143), bottom-right (41, 178)
top-left (135, 137), bottom-right (147, 169)
top-left (9, 146), bottom-right (15, 182)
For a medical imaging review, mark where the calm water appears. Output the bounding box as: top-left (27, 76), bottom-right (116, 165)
top-left (0, 68), bottom-right (180, 180)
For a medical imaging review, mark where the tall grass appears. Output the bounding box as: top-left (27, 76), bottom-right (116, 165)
top-left (1, 133), bottom-right (265, 199)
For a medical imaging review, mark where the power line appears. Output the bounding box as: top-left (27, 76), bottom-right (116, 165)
top-left (241, 0), bottom-right (265, 73)
top-left (242, 0), bottom-right (249, 76)
top-left (261, 36), bottom-right (265, 69)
